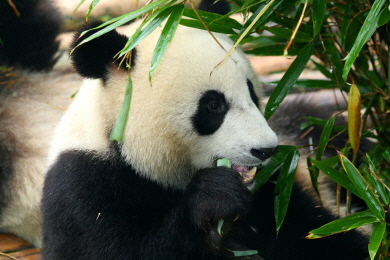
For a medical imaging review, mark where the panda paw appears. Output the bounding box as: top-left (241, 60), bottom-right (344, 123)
top-left (186, 167), bottom-right (253, 228)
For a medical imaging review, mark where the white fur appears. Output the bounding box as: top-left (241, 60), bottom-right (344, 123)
top-left (47, 79), bottom-right (111, 166)
top-left (49, 20), bottom-right (278, 189)
top-left (0, 69), bottom-right (81, 246)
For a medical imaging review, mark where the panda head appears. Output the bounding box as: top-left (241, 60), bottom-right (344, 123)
top-left (69, 20), bottom-right (278, 189)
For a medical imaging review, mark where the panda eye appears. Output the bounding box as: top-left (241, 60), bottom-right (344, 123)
top-left (192, 90), bottom-right (229, 135)
top-left (207, 101), bottom-right (224, 112)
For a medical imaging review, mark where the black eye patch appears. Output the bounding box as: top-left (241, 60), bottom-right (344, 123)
top-left (247, 79), bottom-right (259, 107)
top-left (192, 90), bottom-right (229, 136)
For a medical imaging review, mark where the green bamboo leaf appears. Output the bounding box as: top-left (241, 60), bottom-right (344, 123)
top-left (366, 154), bottom-right (389, 206)
top-left (316, 116), bottom-right (335, 161)
top-left (271, 79), bottom-right (335, 90)
top-left (311, 60), bottom-right (333, 80)
top-left (363, 168), bottom-right (377, 199)
top-left (304, 117), bottom-right (346, 132)
top-left (343, 10), bottom-right (367, 51)
top-left (110, 76), bottom-right (133, 143)
top-left (86, 0), bottom-right (101, 22)
top-left (388, 46), bottom-right (390, 91)
top-left (216, 159), bottom-right (232, 237)
top-left (244, 44), bottom-right (302, 56)
top-left (307, 210), bottom-right (379, 239)
top-left (242, 0), bottom-right (264, 8)
top-left (71, 0), bottom-right (86, 23)
top-left (240, 36), bottom-right (283, 45)
top-left (317, 155), bottom-right (340, 168)
top-left (274, 150), bottom-right (300, 233)
top-left (70, 90), bottom-right (79, 99)
top-left (383, 147), bottom-right (390, 164)
top-left (149, 3), bottom-right (184, 82)
top-left (250, 0), bottom-right (296, 30)
top-left (218, 0), bottom-right (265, 23)
top-left (340, 146), bottom-right (349, 157)
top-left (118, 5), bottom-right (175, 57)
top-left (179, 19), bottom-right (235, 34)
top-left (340, 154), bottom-right (385, 221)
top-left (250, 145), bottom-right (296, 193)
top-left (270, 11), bottom-right (313, 34)
top-left (348, 84), bottom-right (361, 157)
top-left (214, 0), bottom-right (276, 70)
top-left (323, 39), bottom-right (345, 88)
top-left (307, 156), bottom-right (320, 199)
top-left (312, 0), bottom-right (327, 36)
top-left (266, 27), bottom-right (312, 42)
top-left (79, 13), bottom-right (130, 38)
top-left (264, 41), bottom-right (314, 120)
top-left (310, 116), bottom-right (335, 198)
top-left (182, 8), bottom-right (242, 29)
top-left (310, 159), bottom-right (360, 198)
top-left (378, 4), bottom-right (390, 27)
top-left (369, 222), bottom-right (386, 260)
top-left (217, 219), bottom-right (224, 236)
top-left (378, 96), bottom-right (386, 112)
top-left (75, 0), bottom-right (170, 48)
top-left (290, 79), bottom-right (336, 89)
top-left (381, 241), bottom-right (390, 259)
top-left (370, 144), bottom-right (386, 166)
top-left (231, 250), bottom-right (259, 257)
top-left (238, 1), bottom-right (282, 36)
top-left (340, 3), bottom-right (352, 42)
top-left (342, 0), bottom-right (387, 81)
top-left (358, 143), bottom-right (385, 173)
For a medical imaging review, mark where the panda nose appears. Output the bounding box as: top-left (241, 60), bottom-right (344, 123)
top-left (250, 147), bottom-right (278, 161)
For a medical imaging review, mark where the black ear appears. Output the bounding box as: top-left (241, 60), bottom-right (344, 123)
top-left (198, 0), bottom-right (230, 15)
top-left (70, 21), bottom-right (135, 81)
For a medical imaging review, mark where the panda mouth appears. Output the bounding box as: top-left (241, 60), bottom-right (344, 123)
top-left (231, 164), bottom-right (257, 184)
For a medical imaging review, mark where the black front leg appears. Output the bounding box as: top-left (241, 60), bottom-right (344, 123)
top-left (42, 152), bottom-right (254, 259)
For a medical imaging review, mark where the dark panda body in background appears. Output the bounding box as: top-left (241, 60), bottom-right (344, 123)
top-left (0, 0), bottom-right (82, 246)
top-left (0, 0), bottom-right (61, 71)
top-left (0, 0), bottom-right (369, 259)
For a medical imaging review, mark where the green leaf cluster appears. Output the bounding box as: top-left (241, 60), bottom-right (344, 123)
top-left (309, 152), bottom-right (390, 259)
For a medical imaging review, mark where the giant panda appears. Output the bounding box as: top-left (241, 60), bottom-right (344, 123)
top-left (0, 0), bottom-right (369, 258)
top-left (40, 14), bottom-right (369, 260)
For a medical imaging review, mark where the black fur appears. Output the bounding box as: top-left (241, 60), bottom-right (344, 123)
top-left (247, 79), bottom-right (259, 107)
top-left (42, 151), bottom-right (250, 259)
top-left (70, 21), bottom-right (134, 81)
top-left (199, 0), bottom-right (230, 15)
top-left (0, 0), bottom-right (61, 71)
top-left (192, 90), bottom-right (229, 135)
top-left (42, 150), bottom-right (368, 259)
top-left (246, 174), bottom-right (368, 259)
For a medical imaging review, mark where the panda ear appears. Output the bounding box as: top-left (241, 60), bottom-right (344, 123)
top-left (70, 21), bottom-right (134, 80)
top-left (198, 0), bottom-right (230, 15)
